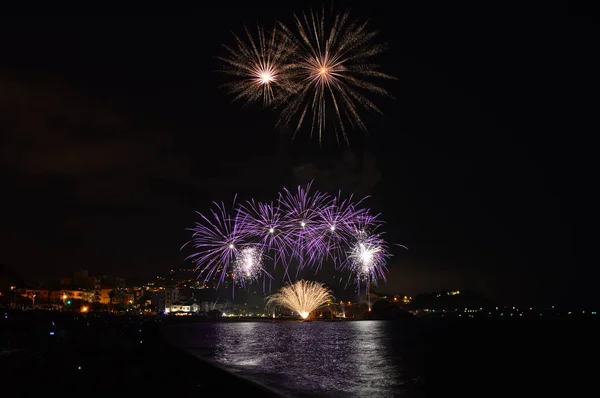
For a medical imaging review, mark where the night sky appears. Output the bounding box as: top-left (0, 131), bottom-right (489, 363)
top-left (1, 4), bottom-right (595, 306)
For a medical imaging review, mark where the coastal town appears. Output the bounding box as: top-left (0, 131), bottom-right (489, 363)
top-left (1, 264), bottom-right (595, 319)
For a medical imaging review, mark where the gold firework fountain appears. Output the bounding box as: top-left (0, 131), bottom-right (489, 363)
top-left (266, 280), bottom-right (334, 320)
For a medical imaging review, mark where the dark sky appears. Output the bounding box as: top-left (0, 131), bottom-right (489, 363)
top-left (1, 4), bottom-right (595, 306)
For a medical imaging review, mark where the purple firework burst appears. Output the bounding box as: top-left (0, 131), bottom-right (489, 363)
top-left (236, 199), bottom-right (295, 273)
top-left (312, 192), bottom-right (368, 270)
top-left (277, 182), bottom-right (332, 273)
top-left (183, 199), bottom-right (243, 285)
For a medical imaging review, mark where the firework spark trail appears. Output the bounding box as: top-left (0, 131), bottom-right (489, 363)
top-left (276, 5), bottom-right (395, 144)
top-left (218, 24), bottom-right (295, 107)
top-left (266, 279), bottom-right (334, 319)
top-left (342, 208), bottom-right (384, 243)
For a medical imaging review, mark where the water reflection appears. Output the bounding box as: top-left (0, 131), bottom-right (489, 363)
top-left (181, 321), bottom-right (408, 397)
top-left (350, 321), bottom-right (402, 397)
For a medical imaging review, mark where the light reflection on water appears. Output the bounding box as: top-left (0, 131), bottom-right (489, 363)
top-left (166, 320), bottom-right (419, 397)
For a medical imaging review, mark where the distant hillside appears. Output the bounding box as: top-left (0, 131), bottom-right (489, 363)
top-left (0, 264), bottom-right (25, 291)
top-left (410, 289), bottom-right (496, 310)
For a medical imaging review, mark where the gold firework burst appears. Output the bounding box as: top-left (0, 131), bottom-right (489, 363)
top-left (277, 6), bottom-right (395, 144)
top-left (218, 24), bottom-right (295, 107)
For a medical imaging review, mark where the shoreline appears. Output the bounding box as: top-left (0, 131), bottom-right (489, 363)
top-left (159, 323), bottom-right (286, 397)
top-left (0, 310), bottom-right (284, 394)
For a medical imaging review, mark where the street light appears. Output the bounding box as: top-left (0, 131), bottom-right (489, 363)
top-left (10, 286), bottom-right (16, 308)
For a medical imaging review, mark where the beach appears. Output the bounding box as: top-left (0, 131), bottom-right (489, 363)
top-left (0, 309), bottom-right (282, 395)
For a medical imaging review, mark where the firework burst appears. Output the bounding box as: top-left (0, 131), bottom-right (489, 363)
top-left (276, 5), bottom-right (395, 144)
top-left (348, 234), bottom-right (389, 285)
top-left (277, 182), bottom-right (332, 272)
top-left (183, 199), bottom-right (243, 285)
top-left (232, 246), bottom-right (270, 288)
top-left (313, 192), bottom-right (367, 269)
top-left (218, 24), bottom-right (294, 107)
top-left (237, 199), bottom-right (294, 271)
top-left (266, 279), bottom-right (334, 319)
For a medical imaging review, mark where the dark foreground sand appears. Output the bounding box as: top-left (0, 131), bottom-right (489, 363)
top-left (0, 310), bottom-right (282, 395)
